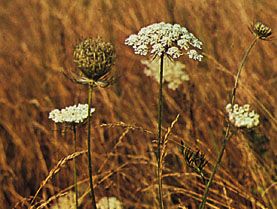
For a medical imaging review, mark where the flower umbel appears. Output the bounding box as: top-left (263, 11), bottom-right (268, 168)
top-left (226, 103), bottom-right (260, 128)
top-left (73, 37), bottom-right (116, 81)
top-left (49, 104), bottom-right (95, 124)
top-left (96, 197), bottom-right (123, 209)
top-left (141, 57), bottom-right (189, 90)
top-left (125, 22), bottom-right (203, 60)
top-left (252, 22), bottom-right (272, 40)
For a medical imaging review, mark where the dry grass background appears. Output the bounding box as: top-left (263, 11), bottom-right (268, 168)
top-left (0, 0), bottom-right (276, 208)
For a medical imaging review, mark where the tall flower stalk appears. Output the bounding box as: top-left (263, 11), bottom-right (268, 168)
top-left (157, 53), bottom-right (164, 208)
top-left (48, 103), bottom-right (95, 209)
top-left (86, 83), bottom-right (97, 208)
top-left (125, 22), bottom-right (203, 208)
top-left (199, 21), bottom-right (272, 209)
top-left (73, 37), bottom-right (116, 208)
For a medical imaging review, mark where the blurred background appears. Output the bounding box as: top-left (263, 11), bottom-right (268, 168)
top-left (0, 0), bottom-right (276, 208)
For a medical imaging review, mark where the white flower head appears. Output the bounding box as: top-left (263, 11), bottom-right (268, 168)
top-left (49, 104), bottom-right (95, 124)
top-left (125, 22), bottom-right (203, 60)
top-left (141, 57), bottom-right (189, 90)
top-left (226, 103), bottom-right (260, 128)
top-left (96, 197), bottom-right (123, 209)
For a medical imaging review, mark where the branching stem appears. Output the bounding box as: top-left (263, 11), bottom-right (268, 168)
top-left (199, 37), bottom-right (259, 209)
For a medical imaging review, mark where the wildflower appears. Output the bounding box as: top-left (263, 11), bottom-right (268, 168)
top-left (73, 37), bottom-right (116, 81)
top-left (96, 197), bottom-right (123, 209)
top-left (49, 104), bottom-right (95, 124)
top-left (125, 22), bottom-right (203, 60)
top-left (226, 103), bottom-right (260, 128)
top-left (252, 22), bottom-right (272, 40)
top-left (141, 57), bottom-right (189, 90)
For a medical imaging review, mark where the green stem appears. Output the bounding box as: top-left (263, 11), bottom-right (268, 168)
top-left (157, 53), bottom-right (164, 209)
top-left (73, 124), bottom-right (79, 209)
top-left (87, 84), bottom-right (97, 209)
top-left (199, 37), bottom-right (258, 209)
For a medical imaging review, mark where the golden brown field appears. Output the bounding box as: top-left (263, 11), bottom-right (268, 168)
top-left (0, 0), bottom-right (276, 208)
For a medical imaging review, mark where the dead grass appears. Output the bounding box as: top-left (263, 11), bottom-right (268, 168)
top-left (0, 0), bottom-right (276, 208)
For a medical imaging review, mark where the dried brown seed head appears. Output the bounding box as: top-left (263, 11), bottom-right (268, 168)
top-left (252, 22), bottom-right (272, 40)
top-left (73, 37), bottom-right (116, 81)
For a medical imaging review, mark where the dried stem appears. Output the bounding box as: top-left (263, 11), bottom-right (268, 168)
top-left (29, 151), bottom-right (87, 207)
top-left (199, 36), bottom-right (259, 209)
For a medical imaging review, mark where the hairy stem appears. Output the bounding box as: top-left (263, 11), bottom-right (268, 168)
top-left (73, 124), bottom-right (79, 209)
top-left (157, 53), bottom-right (164, 209)
top-left (87, 84), bottom-right (97, 209)
top-left (199, 37), bottom-right (258, 209)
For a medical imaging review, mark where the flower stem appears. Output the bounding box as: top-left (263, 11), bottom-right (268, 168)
top-left (87, 84), bottom-right (97, 209)
top-left (157, 53), bottom-right (164, 209)
top-left (73, 124), bottom-right (79, 209)
top-left (199, 36), bottom-right (258, 209)
top-left (230, 37), bottom-right (259, 105)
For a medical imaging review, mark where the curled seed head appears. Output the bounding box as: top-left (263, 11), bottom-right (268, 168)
top-left (181, 143), bottom-right (208, 173)
top-left (252, 22), bottom-right (272, 40)
top-left (73, 37), bottom-right (116, 81)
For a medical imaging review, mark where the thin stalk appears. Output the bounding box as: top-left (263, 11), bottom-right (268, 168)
top-left (73, 124), bottom-right (79, 209)
top-left (199, 36), bottom-right (259, 209)
top-left (230, 37), bottom-right (259, 105)
top-left (157, 53), bottom-right (164, 209)
top-left (87, 84), bottom-right (97, 209)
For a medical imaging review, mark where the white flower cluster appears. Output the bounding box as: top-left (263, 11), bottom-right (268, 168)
top-left (141, 57), bottom-right (189, 90)
top-left (226, 103), bottom-right (260, 128)
top-left (125, 22), bottom-right (203, 61)
top-left (96, 197), bottom-right (123, 209)
top-left (49, 104), bottom-right (95, 124)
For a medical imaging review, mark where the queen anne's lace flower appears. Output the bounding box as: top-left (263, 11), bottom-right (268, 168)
top-left (125, 22), bottom-right (203, 60)
top-left (96, 197), bottom-right (123, 209)
top-left (142, 57), bottom-right (189, 90)
top-left (49, 104), bottom-right (95, 124)
top-left (226, 103), bottom-right (260, 128)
